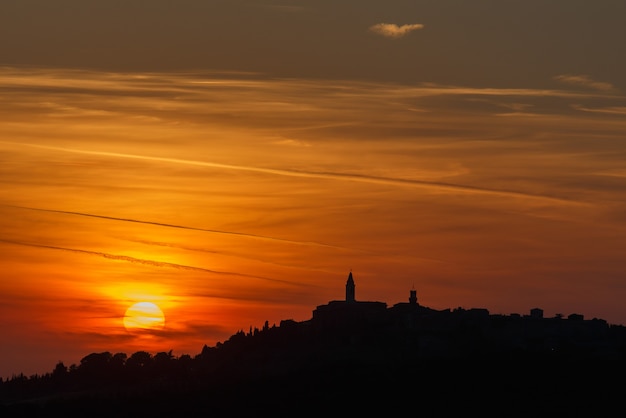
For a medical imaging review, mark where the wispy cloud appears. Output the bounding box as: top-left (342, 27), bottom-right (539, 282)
top-left (8, 204), bottom-right (340, 249)
top-left (571, 104), bottom-right (626, 115)
top-left (554, 74), bottom-right (616, 92)
top-left (121, 236), bottom-right (357, 273)
top-left (0, 239), bottom-right (305, 286)
top-left (369, 23), bottom-right (424, 39)
top-left (1, 142), bottom-right (583, 205)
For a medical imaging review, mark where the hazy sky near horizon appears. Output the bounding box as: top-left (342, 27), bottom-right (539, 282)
top-left (1, 0), bottom-right (626, 379)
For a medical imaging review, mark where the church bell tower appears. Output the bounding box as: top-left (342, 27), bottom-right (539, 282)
top-left (345, 271), bottom-right (355, 302)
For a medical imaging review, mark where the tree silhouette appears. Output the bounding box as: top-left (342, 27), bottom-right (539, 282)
top-left (52, 361), bottom-right (68, 380)
top-left (126, 350), bottom-right (152, 369)
top-left (3, 307), bottom-right (626, 416)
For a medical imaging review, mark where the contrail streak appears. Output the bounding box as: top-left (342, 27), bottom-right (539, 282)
top-left (7, 205), bottom-right (347, 250)
top-left (0, 141), bottom-right (587, 205)
top-left (121, 236), bottom-right (366, 272)
top-left (0, 239), bottom-right (305, 286)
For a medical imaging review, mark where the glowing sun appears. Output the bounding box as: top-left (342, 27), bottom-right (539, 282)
top-left (123, 302), bottom-right (165, 331)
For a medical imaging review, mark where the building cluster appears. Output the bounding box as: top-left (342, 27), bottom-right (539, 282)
top-left (309, 272), bottom-right (625, 358)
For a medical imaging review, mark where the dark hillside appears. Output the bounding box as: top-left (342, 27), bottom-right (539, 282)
top-left (2, 308), bottom-right (626, 417)
top-left (4, 272), bottom-right (626, 417)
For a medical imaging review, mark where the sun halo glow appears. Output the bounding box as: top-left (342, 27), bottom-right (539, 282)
top-left (123, 301), bottom-right (166, 331)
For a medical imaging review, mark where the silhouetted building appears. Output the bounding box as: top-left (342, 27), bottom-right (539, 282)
top-left (308, 272), bottom-right (622, 358)
top-left (346, 271), bottom-right (355, 303)
top-left (312, 271), bottom-right (386, 326)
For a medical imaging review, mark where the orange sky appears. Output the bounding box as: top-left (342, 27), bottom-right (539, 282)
top-left (1, 1), bottom-right (626, 379)
top-left (2, 68), bottom-right (625, 378)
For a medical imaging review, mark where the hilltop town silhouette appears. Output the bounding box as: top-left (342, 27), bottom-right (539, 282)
top-left (312, 271), bottom-right (626, 358)
top-left (2, 271), bottom-right (626, 417)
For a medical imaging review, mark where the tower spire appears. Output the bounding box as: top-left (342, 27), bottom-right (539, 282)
top-left (345, 271), bottom-right (355, 302)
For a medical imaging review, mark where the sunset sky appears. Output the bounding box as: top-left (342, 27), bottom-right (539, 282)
top-left (2, 0), bottom-right (626, 379)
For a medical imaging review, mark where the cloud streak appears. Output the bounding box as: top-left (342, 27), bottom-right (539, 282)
top-left (571, 105), bottom-right (626, 115)
top-left (8, 204), bottom-right (343, 249)
top-left (369, 23), bottom-right (424, 38)
top-left (554, 74), bottom-right (616, 92)
top-left (0, 239), bottom-right (305, 287)
top-left (2, 142), bottom-right (586, 206)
